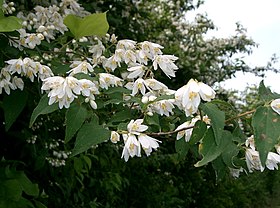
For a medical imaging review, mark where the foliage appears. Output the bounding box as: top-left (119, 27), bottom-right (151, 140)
top-left (0, 0), bottom-right (280, 207)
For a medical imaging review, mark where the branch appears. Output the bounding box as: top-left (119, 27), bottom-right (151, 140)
top-left (225, 109), bottom-right (256, 123)
top-left (147, 125), bottom-right (194, 137)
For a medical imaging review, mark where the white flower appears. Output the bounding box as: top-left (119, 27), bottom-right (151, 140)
top-left (245, 135), bottom-right (255, 150)
top-left (41, 76), bottom-right (82, 109)
top-left (175, 79), bottom-right (200, 116)
top-left (131, 78), bottom-right (146, 96)
top-left (138, 133), bottom-right (161, 156)
top-left (127, 119), bottom-right (148, 135)
top-left (121, 133), bottom-right (141, 162)
top-left (78, 79), bottom-right (99, 96)
top-left (6, 58), bottom-right (24, 75)
top-left (123, 50), bottom-right (137, 64)
top-left (89, 39), bottom-right (105, 58)
top-left (25, 34), bottom-right (41, 49)
top-left (175, 117), bottom-right (198, 142)
top-left (229, 167), bottom-right (244, 178)
top-left (198, 82), bottom-right (216, 101)
top-left (144, 78), bottom-right (168, 91)
top-left (98, 73), bottom-right (123, 90)
top-left (271, 98), bottom-right (280, 115)
top-left (12, 76), bottom-right (24, 90)
top-left (116, 39), bottom-right (136, 50)
top-left (175, 79), bottom-right (215, 117)
top-left (153, 55), bottom-right (178, 78)
top-left (266, 152), bottom-right (280, 170)
top-left (68, 61), bottom-right (93, 75)
top-left (127, 65), bottom-right (145, 79)
top-left (110, 131), bottom-right (120, 143)
top-left (245, 148), bottom-right (264, 173)
top-left (103, 55), bottom-right (121, 72)
top-left (139, 41), bottom-right (163, 60)
top-left (152, 99), bottom-right (175, 117)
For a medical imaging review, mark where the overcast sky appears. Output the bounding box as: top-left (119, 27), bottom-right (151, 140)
top-left (188, 0), bottom-right (280, 92)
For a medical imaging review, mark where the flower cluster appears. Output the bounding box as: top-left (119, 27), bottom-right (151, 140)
top-left (110, 119), bottom-right (161, 162)
top-left (175, 115), bottom-right (210, 142)
top-left (41, 76), bottom-right (99, 109)
top-left (175, 78), bottom-right (216, 116)
top-left (245, 136), bottom-right (280, 172)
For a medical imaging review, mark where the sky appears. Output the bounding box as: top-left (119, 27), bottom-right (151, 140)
top-left (187, 0), bottom-right (280, 92)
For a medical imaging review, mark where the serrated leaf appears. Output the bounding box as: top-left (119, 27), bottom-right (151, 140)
top-left (71, 121), bottom-right (110, 157)
top-left (65, 103), bottom-right (88, 143)
top-left (29, 94), bottom-right (59, 127)
top-left (221, 141), bottom-right (239, 167)
top-left (3, 90), bottom-right (28, 131)
top-left (258, 80), bottom-right (280, 102)
top-left (0, 16), bottom-right (22, 32)
top-left (252, 106), bottom-right (280, 166)
top-left (200, 103), bottom-right (225, 145)
top-left (195, 129), bottom-right (231, 167)
top-left (63, 12), bottom-right (109, 39)
top-left (189, 120), bottom-right (207, 145)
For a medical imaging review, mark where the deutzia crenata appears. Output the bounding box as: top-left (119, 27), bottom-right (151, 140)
top-left (271, 98), bottom-right (280, 115)
top-left (153, 55), bottom-right (178, 78)
top-left (175, 79), bottom-right (215, 116)
top-left (138, 134), bottom-right (161, 156)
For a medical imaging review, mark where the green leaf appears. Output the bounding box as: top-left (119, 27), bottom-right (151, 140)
top-left (63, 12), bottom-right (109, 39)
top-left (29, 94), bottom-right (59, 127)
top-left (0, 16), bottom-right (22, 32)
top-left (194, 129), bottom-right (231, 167)
top-left (189, 120), bottom-right (207, 145)
top-left (65, 103), bottom-right (88, 143)
top-left (221, 141), bottom-right (239, 167)
top-left (200, 103), bottom-right (225, 145)
top-left (258, 80), bottom-right (280, 102)
top-left (71, 121), bottom-right (110, 157)
top-left (175, 138), bottom-right (189, 160)
top-left (252, 106), bottom-right (280, 165)
top-left (0, 0), bottom-right (4, 18)
top-left (2, 179), bottom-right (22, 201)
top-left (3, 90), bottom-right (28, 131)
top-left (108, 109), bottom-right (131, 125)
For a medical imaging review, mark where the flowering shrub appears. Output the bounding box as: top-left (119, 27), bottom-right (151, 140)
top-left (1, 0), bottom-right (280, 206)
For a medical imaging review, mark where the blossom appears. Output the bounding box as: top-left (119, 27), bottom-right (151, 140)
top-left (175, 117), bottom-right (199, 142)
top-left (110, 131), bottom-right (120, 143)
top-left (266, 152), bottom-right (280, 170)
top-left (245, 148), bottom-right (264, 173)
top-left (153, 55), bottom-right (178, 78)
top-left (152, 99), bottom-right (175, 117)
top-left (78, 79), bottom-right (99, 96)
top-left (138, 134), bottom-right (161, 156)
top-left (89, 39), bottom-right (105, 58)
top-left (131, 78), bottom-right (146, 96)
top-left (139, 41), bottom-right (163, 60)
top-left (144, 78), bottom-right (168, 91)
top-left (127, 119), bottom-right (148, 135)
top-left (121, 133), bottom-right (141, 162)
top-left (271, 98), bottom-right (280, 115)
top-left (68, 61), bottom-right (93, 75)
top-left (198, 82), bottom-right (216, 101)
top-left (116, 39), bottom-right (136, 50)
top-left (175, 79), bottom-right (215, 117)
top-left (41, 76), bottom-right (82, 109)
top-left (127, 65), bottom-right (145, 79)
top-left (98, 73), bottom-right (123, 90)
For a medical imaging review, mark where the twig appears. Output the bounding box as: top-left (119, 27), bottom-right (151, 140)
top-left (147, 125), bottom-right (194, 137)
top-left (225, 109), bottom-right (256, 123)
